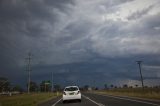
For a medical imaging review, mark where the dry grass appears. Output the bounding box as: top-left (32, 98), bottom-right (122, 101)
top-left (0, 92), bottom-right (60, 106)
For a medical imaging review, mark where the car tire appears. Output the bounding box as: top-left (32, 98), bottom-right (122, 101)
top-left (63, 100), bottom-right (66, 104)
top-left (79, 99), bottom-right (81, 102)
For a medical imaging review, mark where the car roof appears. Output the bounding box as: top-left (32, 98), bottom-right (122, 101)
top-left (65, 86), bottom-right (79, 88)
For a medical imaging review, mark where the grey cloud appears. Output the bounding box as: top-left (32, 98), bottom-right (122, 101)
top-left (0, 0), bottom-right (74, 38)
top-left (44, 0), bottom-right (74, 10)
top-left (0, 0), bottom-right (160, 87)
top-left (127, 5), bottom-right (154, 20)
top-left (100, 0), bottom-right (135, 8)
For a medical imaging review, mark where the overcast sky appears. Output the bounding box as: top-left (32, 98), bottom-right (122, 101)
top-left (0, 0), bottom-right (160, 88)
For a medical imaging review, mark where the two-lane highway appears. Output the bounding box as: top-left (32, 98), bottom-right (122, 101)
top-left (84, 93), bottom-right (160, 106)
top-left (39, 93), bottom-right (160, 106)
top-left (39, 95), bottom-right (99, 106)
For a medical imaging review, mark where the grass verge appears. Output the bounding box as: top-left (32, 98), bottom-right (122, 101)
top-left (0, 92), bottom-right (61, 106)
top-left (94, 88), bottom-right (160, 100)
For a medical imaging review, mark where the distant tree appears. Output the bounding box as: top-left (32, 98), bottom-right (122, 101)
top-left (92, 87), bottom-right (95, 90)
top-left (123, 84), bottom-right (128, 88)
top-left (30, 81), bottom-right (38, 92)
top-left (104, 84), bottom-right (108, 89)
top-left (84, 85), bottom-right (89, 90)
top-left (153, 86), bottom-right (159, 88)
top-left (135, 84), bottom-right (138, 88)
top-left (114, 86), bottom-right (117, 89)
top-left (118, 86), bottom-right (122, 89)
top-left (0, 77), bottom-right (10, 92)
top-left (110, 84), bottom-right (114, 88)
top-left (95, 87), bottom-right (99, 90)
top-left (40, 80), bottom-right (51, 92)
top-left (54, 84), bottom-right (61, 91)
top-left (12, 85), bottom-right (23, 92)
top-left (144, 86), bottom-right (148, 88)
top-left (40, 81), bottom-right (45, 92)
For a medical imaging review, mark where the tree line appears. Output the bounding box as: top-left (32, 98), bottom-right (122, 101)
top-left (0, 77), bottom-right (62, 93)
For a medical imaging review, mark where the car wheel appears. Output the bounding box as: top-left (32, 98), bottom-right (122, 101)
top-left (79, 99), bottom-right (81, 102)
top-left (63, 100), bottom-right (66, 104)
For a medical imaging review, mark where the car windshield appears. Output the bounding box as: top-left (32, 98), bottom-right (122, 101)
top-left (65, 87), bottom-right (78, 91)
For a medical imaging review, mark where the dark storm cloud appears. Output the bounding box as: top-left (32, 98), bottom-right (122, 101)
top-left (0, 0), bottom-right (74, 62)
top-left (0, 0), bottom-right (74, 83)
top-left (0, 0), bottom-right (66, 38)
top-left (44, 0), bottom-right (74, 10)
top-left (31, 55), bottom-right (160, 86)
top-left (0, 0), bottom-right (160, 88)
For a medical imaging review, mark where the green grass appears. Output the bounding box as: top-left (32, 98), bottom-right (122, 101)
top-left (94, 88), bottom-right (160, 100)
top-left (0, 92), bottom-right (61, 106)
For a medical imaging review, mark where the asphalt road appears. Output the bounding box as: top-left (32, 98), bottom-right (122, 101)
top-left (39, 93), bottom-right (160, 106)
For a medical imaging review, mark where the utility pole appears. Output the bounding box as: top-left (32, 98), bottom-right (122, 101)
top-left (26, 52), bottom-right (32, 94)
top-left (93, 80), bottom-right (95, 90)
top-left (51, 72), bottom-right (53, 92)
top-left (136, 61), bottom-right (144, 89)
top-left (45, 83), bottom-right (46, 92)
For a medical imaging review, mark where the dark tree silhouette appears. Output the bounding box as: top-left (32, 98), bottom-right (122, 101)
top-left (123, 84), bottom-right (128, 88)
top-left (110, 84), bottom-right (114, 88)
top-left (54, 84), bottom-right (61, 91)
top-left (104, 84), bottom-right (108, 89)
top-left (0, 77), bottom-right (10, 92)
top-left (40, 80), bottom-right (51, 92)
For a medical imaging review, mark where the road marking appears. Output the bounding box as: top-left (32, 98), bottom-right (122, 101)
top-left (83, 95), bottom-right (106, 106)
top-left (98, 103), bottom-right (106, 106)
top-left (94, 93), bottom-right (160, 106)
top-left (52, 98), bottom-right (62, 106)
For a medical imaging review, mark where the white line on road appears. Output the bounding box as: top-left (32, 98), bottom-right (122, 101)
top-left (82, 95), bottom-right (106, 106)
top-left (94, 93), bottom-right (160, 106)
top-left (52, 98), bottom-right (62, 106)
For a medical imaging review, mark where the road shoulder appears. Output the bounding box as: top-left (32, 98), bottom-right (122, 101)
top-left (38, 96), bottom-right (62, 106)
top-left (90, 92), bottom-right (160, 106)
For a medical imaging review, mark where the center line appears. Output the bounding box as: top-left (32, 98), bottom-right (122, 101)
top-left (82, 95), bottom-right (106, 106)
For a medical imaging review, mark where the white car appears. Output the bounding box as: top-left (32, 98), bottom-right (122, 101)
top-left (62, 86), bottom-right (81, 103)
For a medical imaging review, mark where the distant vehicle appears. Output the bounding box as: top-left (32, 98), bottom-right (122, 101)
top-left (62, 86), bottom-right (81, 103)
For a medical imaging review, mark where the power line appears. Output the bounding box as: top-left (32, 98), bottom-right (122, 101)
top-left (25, 52), bottom-right (32, 94)
top-left (136, 61), bottom-right (144, 90)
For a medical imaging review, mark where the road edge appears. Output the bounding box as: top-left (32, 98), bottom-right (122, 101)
top-left (89, 92), bottom-right (160, 106)
top-left (91, 92), bottom-right (160, 102)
